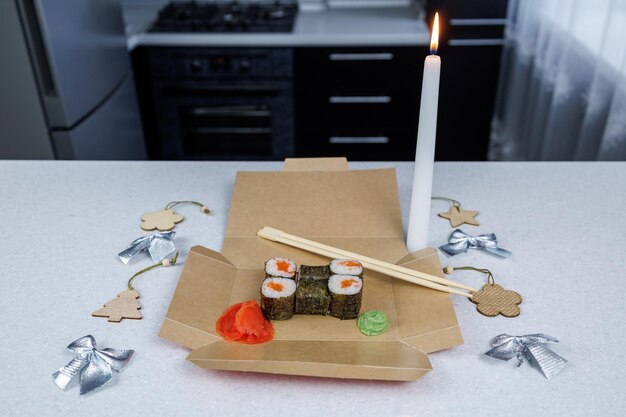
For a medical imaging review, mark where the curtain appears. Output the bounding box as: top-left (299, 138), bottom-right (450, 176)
top-left (490, 0), bottom-right (626, 161)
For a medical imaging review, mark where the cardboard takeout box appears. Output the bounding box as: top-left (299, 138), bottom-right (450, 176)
top-left (160, 158), bottom-right (463, 381)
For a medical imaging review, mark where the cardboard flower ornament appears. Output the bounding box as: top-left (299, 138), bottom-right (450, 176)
top-left (140, 201), bottom-right (211, 231)
top-left (141, 209), bottom-right (184, 231)
top-left (471, 284), bottom-right (522, 317)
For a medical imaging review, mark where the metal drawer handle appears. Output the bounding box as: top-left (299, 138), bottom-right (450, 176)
top-left (329, 137), bottom-right (390, 144)
top-left (329, 53), bottom-right (394, 61)
top-left (329, 96), bottom-right (391, 104)
top-left (448, 39), bottom-right (505, 47)
top-left (449, 18), bottom-right (507, 26)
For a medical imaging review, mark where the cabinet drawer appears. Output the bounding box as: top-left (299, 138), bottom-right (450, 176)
top-left (296, 87), bottom-right (419, 130)
top-left (295, 47), bottom-right (425, 88)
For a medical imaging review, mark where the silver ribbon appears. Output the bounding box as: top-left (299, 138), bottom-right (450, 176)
top-left (485, 333), bottom-right (567, 380)
top-left (118, 231), bottom-right (176, 264)
top-left (439, 229), bottom-right (512, 257)
top-left (53, 335), bottom-right (134, 395)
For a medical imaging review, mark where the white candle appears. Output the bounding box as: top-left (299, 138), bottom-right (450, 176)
top-left (407, 13), bottom-right (441, 252)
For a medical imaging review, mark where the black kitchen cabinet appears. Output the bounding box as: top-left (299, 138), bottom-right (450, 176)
top-left (434, 42), bottom-right (503, 160)
top-left (426, 0), bottom-right (509, 160)
top-left (294, 46), bottom-right (426, 161)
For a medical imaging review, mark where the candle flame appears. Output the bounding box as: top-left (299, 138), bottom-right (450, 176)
top-left (430, 12), bottom-right (439, 54)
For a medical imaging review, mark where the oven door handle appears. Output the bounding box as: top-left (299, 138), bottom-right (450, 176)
top-left (165, 85), bottom-right (283, 95)
top-left (190, 106), bottom-right (271, 117)
top-left (185, 127), bottom-right (273, 134)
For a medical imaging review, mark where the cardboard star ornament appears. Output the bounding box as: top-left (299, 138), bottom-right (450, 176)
top-left (438, 206), bottom-right (480, 227)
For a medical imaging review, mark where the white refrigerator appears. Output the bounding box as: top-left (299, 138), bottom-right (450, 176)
top-left (0, 0), bottom-right (146, 159)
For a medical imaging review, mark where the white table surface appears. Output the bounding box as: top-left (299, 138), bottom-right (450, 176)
top-left (1, 161), bottom-right (625, 416)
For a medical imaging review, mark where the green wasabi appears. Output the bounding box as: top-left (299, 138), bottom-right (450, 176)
top-left (357, 311), bottom-right (389, 336)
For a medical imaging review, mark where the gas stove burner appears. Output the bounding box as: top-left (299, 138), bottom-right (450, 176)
top-left (149, 1), bottom-right (299, 33)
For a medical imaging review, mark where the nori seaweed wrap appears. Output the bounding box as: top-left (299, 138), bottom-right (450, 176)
top-left (260, 278), bottom-right (296, 320)
top-left (299, 265), bottom-right (331, 282)
top-left (295, 264), bottom-right (331, 315)
top-left (328, 275), bottom-right (363, 320)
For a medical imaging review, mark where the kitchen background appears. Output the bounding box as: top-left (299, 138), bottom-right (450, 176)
top-left (1, 0), bottom-right (625, 161)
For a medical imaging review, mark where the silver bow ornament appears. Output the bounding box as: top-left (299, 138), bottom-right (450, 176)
top-left (485, 333), bottom-right (567, 380)
top-left (118, 231), bottom-right (176, 264)
top-left (439, 229), bottom-right (512, 257)
top-left (53, 335), bottom-right (134, 395)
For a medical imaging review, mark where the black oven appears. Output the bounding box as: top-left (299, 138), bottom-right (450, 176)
top-left (132, 47), bottom-right (294, 160)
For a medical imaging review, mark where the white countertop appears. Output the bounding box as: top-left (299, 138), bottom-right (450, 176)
top-left (1, 161), bottom-right (625, 416)
top-left (124, 5), bottom-right (430, 48)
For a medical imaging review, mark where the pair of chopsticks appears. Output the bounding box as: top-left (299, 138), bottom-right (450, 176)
top-left (257, 226), bottom-right (477, 298)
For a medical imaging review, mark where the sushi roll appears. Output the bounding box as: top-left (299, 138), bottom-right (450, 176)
top-left (328, 275), bottom-right (363, 320)
top-left (295, 265), bottom-right (331, 315)
top-left (264, 257), bottom-right (297, 279)
top-left (261, 277), bottom-right (296, 320)
top-left (299, 265), bottom-right (331, 282)
top-left (330, 259), bottom-right (363, 277)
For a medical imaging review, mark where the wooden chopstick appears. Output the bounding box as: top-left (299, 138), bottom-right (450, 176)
top-left (276, 233), bottom-right (477, 293)
top-left (258, 226), bottom-right (477, 292)
top-left (275, 235), bottom-right (474, 298)
top-left (257, 226), bottom-right (476, 298)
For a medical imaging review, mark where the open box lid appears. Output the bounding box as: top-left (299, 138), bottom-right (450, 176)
top-left (160, 158), bottom-right (463, 381)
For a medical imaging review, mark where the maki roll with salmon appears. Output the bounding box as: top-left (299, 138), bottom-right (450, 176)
top-left (330, 259), bottom-right (363, 278)
top-left (265, 257), bottom-right (297, 279)
top-left (328, 275), bottom-right (363, 320)
top-left (261, 278), bottom-right (296, 320)
top-left (295, 265), bottom-right (331, 315)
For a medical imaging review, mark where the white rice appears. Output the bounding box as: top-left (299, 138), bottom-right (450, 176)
top-left (261, 278), bottom-right (297, 299)
top-left (328, 275), bottom-right (363, 295)
top-left (265, 257), bottom-right (297, 278)
top-left (330, 259), bottom-right (363, 276)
